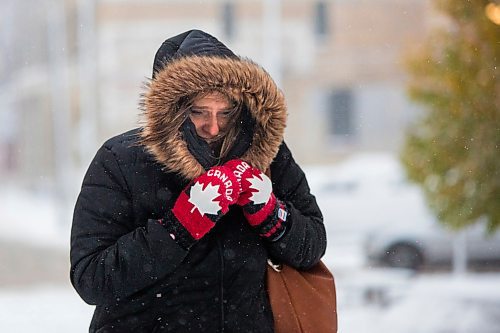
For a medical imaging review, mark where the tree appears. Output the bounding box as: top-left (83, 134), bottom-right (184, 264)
top-left (401, 0), bottom-right (500, 232)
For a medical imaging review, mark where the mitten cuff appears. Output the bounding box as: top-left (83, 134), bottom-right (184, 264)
top-left (159, 211), bottom-right (197, 250)
top-left (251, 200), bottom-right (288, 241)
top-left (243, 194), bottom-right (277, 226)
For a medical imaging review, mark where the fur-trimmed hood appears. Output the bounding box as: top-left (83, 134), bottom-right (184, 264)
top-left (139, 30), bottom-right (287, 180)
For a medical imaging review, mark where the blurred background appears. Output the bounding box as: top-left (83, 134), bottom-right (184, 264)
top-left (0, 0), bottom-right (499, 332)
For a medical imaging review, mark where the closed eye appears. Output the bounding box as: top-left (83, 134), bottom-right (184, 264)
top-left (188, 107), bottom-right (238, 120)
top-left (219, 110), bottom-right (233, 117)
top-left (189, 109), bottom-right (205, 116)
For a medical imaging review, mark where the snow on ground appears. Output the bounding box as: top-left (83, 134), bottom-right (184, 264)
top-left (1, 153), bottom-right (499, 332)
top-left (0, 184), bottom-right (71, 250)
top-left (374, 274), bottom-right (500, 333)
top-left (0, 285), bottom-right (94, 333)
top-left (336, 270), bottom-right (500, 333)
top-left (1, 270), bottom-right (499, 332)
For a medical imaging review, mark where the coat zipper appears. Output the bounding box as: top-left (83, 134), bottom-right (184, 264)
top-left (216, 237), bottom-right (225, 332)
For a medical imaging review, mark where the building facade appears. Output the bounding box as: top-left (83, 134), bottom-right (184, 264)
top-left (0, 0), bottom-right (435, 188)
top-left (94, 0), bottom-right (434, 164)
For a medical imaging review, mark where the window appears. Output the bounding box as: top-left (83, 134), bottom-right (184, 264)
top-left (314, 1), bottom-right (329, 38)
top-left (329, 89), bottom-right (354, 137)
top-left (222, 2), bottom-right (235, 40)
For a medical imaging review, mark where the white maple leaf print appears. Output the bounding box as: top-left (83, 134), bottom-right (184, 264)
top-left (188, 181), bottom-right (221, 216)
top-left (248, 174), bottom-right (272, 205)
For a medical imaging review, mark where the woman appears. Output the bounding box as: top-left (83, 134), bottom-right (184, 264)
top-left (70, 29), bottom-right (326, 333)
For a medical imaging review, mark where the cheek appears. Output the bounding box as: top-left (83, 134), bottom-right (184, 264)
top-left (189, 117), bottom-right (204, 133)
top-left (218, 120), bottom-right (231, 132)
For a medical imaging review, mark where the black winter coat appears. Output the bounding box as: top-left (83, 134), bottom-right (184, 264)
top-left (70, 30), bottom-right (326, 333)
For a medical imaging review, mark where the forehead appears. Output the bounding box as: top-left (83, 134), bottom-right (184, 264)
top-left (192, 92), bottom-right (231, 107)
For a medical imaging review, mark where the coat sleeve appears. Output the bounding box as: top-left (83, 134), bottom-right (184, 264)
top-left (266, 142), bottom-right (327, 269)
top-left (70, 143), bottom-right (188, 306)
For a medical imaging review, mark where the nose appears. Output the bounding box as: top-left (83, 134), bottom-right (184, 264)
top-left (204, 114), bottom-right (220, 137)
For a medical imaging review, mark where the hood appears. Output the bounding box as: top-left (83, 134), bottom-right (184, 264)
top-left (139, 30), bottom-right (287, 180)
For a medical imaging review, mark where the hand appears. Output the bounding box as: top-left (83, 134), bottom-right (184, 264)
top-left (224, 160), bottom-right (287, 239)
top-left (171, 166), bottom-right (240, 241)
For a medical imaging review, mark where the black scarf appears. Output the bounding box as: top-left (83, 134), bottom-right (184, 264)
top-left (180, 107), bottom-right (255, 170)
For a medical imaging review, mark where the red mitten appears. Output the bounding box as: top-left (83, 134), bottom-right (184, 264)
top-left (165, 166), bottom-right (240, 248)
top-left (224, 160), bottom-right (288, 240)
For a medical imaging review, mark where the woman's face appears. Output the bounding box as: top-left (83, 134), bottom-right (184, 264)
top-left (189, 92), bottom-right (236, 143)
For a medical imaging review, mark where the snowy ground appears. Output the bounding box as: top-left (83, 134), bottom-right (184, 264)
top-left (1, 153), bottom-right (499, 332)
top-left (0, 285), bottom-right (94, 333)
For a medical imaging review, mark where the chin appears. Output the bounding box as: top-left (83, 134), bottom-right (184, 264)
top-left (202, 136), bottom-right (224, 144)
top-left (202, 137), bottom-right (216, 143)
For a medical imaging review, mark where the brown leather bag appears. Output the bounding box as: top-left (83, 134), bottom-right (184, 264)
top-left (266, 259), bottom-right (338, 333)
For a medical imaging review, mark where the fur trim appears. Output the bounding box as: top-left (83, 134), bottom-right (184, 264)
top-left (139, 56), bottom-right (287, 180)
